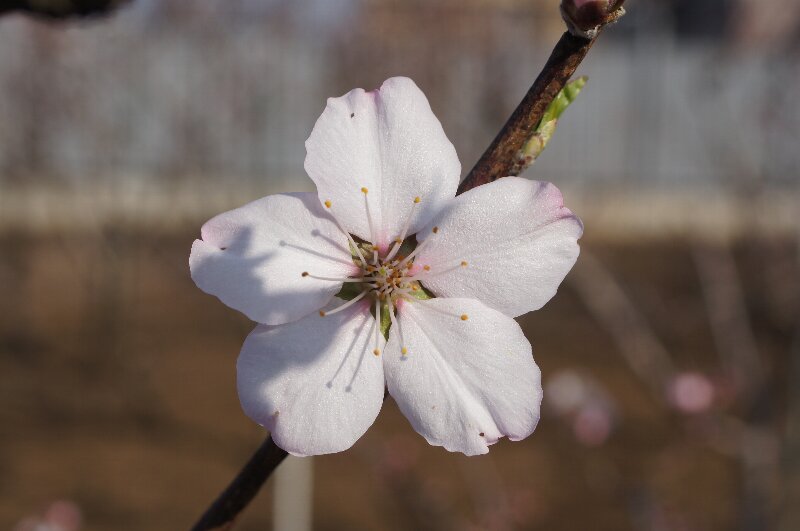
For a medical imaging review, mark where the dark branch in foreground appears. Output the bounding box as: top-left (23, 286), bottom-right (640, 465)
top-left (0, 0), bottom-right (130, 19)
top-left (191, 3), bottom-right (625, 530)
top-left (191, 437), bottom-right (288, 531)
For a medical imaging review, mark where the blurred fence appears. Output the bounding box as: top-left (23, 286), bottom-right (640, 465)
top-left (0, 1), bottom-right (797, 222)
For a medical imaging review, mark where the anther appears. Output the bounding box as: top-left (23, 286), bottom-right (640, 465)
top-left (414, 196), bottom-right (421, 203)
top-left (324, 200), bottom-right (332, 208)
top-left (461, 261), bottom-right (468, 267)
top-left (361, 187), bottom-right (369, 194)
top-left (301, 271), bottom-right (309, 277)
top-left (423, 265), bottom-right (431, 271)
top-left (401, 347), bottom-right (408, 355)
top-left (319, 310), bottom-right (326, 317)
top-left (373, 349), bottom-right (381, 356)
top-left (432, 226), bottom-right (439, 234)
top-left (461, 314), bottom-right (469, 321)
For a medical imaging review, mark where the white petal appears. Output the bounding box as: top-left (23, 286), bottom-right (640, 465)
top-left (190, 192), bottom-right (359, 325)
top-left (238, 299), bottom-right (385, 456)
top-left (305, 77), bottom-right (460, 250)
top-left (414, 177), bottom-right (583, 318)
top-left (384, 298), bottom-right (541, 455)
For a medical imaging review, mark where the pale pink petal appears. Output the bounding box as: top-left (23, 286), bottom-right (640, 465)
top-left (384, 298), bottom-right (541, 455)
top-left (190, 192), bottom-right (359, 326)
top-left (414, 177), bottom-right (582, 318)
top-left (305, 77), bottom-right (460, 251)
top-left (238, 299), bottom-right (385, 456)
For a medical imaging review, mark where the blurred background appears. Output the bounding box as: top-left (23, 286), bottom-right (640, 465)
top-left (1, 0), bottom-right (798, 529)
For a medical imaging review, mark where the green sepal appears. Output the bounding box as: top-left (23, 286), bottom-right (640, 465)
top-left (514, 76), bottom-right (587, 173)
top-left (334, 282), bottom-right (362, 301)
top-left (541, 75), bottom-right (587, 125)
top-left (379, 301), bottom-right (392, 340)
top-left (408, 283), bottom-right (434, 301)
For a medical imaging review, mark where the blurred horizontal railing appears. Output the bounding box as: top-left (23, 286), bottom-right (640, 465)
top-left (1, 180), bottom-right (797, 241)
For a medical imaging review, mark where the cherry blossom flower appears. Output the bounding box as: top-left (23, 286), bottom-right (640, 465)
top-left (190, 77), bottom-right (583, 456)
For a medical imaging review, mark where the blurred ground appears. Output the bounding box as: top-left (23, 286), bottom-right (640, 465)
top-left (0, 226), bottom-right (796, 530)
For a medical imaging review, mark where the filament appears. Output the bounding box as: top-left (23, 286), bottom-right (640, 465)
top-left (384, 196), bottom-right (421, 262)
top-left (319, 290), bottom-right (368, 317)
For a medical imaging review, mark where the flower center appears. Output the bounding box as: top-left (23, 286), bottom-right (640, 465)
top-left (303, 189), bottom-right (468, 357)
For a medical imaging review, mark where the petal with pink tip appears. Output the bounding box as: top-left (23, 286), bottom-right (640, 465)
top-left (238, 299), bottom-right (385, 456)
top-left (305, 77), bottom-right (460, 250)
top-left (384, 298), bottom-right (541, 456)
top-left (190, 192), bottom-right (359, 326)
top-left (414, 177), bottom-right (583, 318)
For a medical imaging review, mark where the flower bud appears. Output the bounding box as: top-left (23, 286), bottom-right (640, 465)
top-left (560, 0), bottom-right (626, 38)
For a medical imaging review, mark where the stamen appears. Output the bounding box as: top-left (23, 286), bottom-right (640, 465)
top-left (323, 199), bottom-right (368, 267)
top-left (417, 300), bottom-right (468, 321)
top-left (389, 306), bottom-right (408, 356)
top-left (385, 196), bottom-right (422, 262)
top-left (373, 297), bottom-right (381, 356)
top-left (302, 272), bottom-right (372, 283)
top-left (396, 228), bottom-right (438, 269)
top-left (362, 187), bottom-right (377, 246)
top-left (410, 260), bottom-right (468, 281)
top-left (319, 290), bottom-right (368, 317)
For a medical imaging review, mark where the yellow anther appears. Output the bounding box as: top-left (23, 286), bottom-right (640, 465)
top-left (401, 347), bottom-right (408, 355)
top-left (413, 196), bottom-right (421, 204)
top-left (361, 187), bottom-right (369, 194)
top-left (373, 348), bottom-right (381, 356)
top-left (432, 226), bottom-right (439, 234)
top-left (423, 265), bottom-right (431, 271)
top-left (461, 261), bottom-right (468, 267)
top-left (301, 271), bottom-right (309, 277)
top-left (324, 200), bottom-right (332, 208)
top-left (395, 237), bottom-right (402, 244)
top-left (411, 284), bottom-right (419, 291)
top-left (319, 310), bottom-right (326, 317)
top-left (460, 314), bottom-right (469, 321)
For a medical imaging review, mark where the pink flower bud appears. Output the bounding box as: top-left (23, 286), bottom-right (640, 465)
top-left (561, 0), bottom-right (626, 36)
top-left (572, 404), bottom-right (613, 447)
top-left (668, 372), bottom-right (715, 414)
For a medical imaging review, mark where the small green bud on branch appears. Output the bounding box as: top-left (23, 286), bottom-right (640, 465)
top-left (511, 76), bottom-right (587, 175)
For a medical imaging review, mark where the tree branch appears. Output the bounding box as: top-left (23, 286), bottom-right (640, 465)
top-left (191, 437), bottom-right (288, 531)
top-left (457, 1), bottom-right (625, 194)
top-left (457, 32), bottom-right (594, 194)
